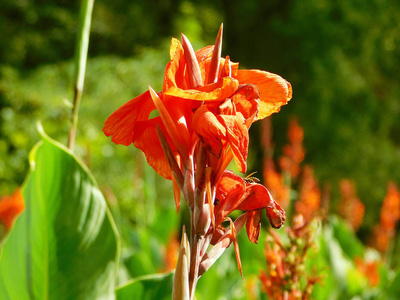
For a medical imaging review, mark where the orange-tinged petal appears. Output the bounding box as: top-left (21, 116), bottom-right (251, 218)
top-left (215, 171), bottom-right (246, 223)
top-left (221, 56), bottom-right (239, 78)
top-left (133, 118), bottom-right (173, 180)
top-left (236, 70), bottom-right (292, 120)
top-left (192, 105), bottom-right (226, 157)
top-left (164, 38), bottom-right (187, 90)
top-left (232, 84), bottom-right (260, 121)
top-left (164, 77), bottom-right (239, 102)
top-left (149, 86), bottom-right (191, 157)
top-left (103, 90), bottom-right (155, 146)
top-left (237, 184), bottom-right (275, 212)
top-left (217, 113), bottom-right (248, 174)
top-left (196, 45), bottom-right (214, 62)
top-left (246, 210), bottom-right (261, 244)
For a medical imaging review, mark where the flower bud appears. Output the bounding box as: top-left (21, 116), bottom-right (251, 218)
top-left (266, 201), bottom-right (286, 229)
top-left (194, 203), bottom-right (211, 235)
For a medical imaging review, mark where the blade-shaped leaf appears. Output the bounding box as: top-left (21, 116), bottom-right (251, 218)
top-left (116, 272), bottom-right (174, 300)
top-left (0, 127), bottom-right (119, 300)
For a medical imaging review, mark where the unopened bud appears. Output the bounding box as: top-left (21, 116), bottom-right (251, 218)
top-left (195, 203), bottom-right (211, 235)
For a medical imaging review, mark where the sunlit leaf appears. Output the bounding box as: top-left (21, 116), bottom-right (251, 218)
top-left (0, 127), bottom-right (119, 300)
top-left (116, 272), bottom-right (174, 300)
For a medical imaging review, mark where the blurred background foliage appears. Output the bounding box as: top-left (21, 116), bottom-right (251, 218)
top-left (1, 0), bottom-right (400, 298)
top-left (1, 0), bottom-right (399, 234)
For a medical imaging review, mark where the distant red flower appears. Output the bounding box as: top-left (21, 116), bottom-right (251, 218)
top-left (371, 182), bottom-right (400, 252)
top-left (162, 231), bottom-right (180, 272)
top-left (0, 188), bottom-right (25, 230)
top-left (279, 118), bottom-right (305, 178)
top-left (338, 179), bottom-right (365, 231)
top-left (263, 158), bottom-right (290, 209)
top-left (354, 256), bottom-right (380, 287)
top-left (295, 166), bottom-right (321, 219)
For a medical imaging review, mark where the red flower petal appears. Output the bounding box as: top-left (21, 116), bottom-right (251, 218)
top-left (192, 105), bottom-right (226, 157)
top-left (103, 90), bottom-right (155, 146)
top-left (217, 113), bottom-right (249, 174)
top-left (164, 77), bottom-right (239, 102)
top-left (246, 210), bottom-right (261, 244)
top-left (235, 70), bottom-right (292, 120)
top-left (215, 171), bottom-right (246, 223)
top-left (164, 38), bottom-right (187, 91)
top-left (232, 84), bottom-right (260, 121)
top-left (132, 118), bottom-right (173, 180)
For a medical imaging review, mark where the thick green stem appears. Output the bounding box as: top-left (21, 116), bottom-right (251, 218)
top-left (68, 0), bottom-right (95, 150)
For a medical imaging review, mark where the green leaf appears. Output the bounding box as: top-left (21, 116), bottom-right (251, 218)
top-left (116, 272), bottom-right (174, 300)
top-left (0, 128), bottom-right (119, 300)
top-left (330, 215), bottom-right (365, 259)
top-left (387, 270), bottom-right (400, 299)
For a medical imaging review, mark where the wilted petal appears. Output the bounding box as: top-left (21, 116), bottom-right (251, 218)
top-left (235, 70), bottom-right (292, 120)
top-left (103, 90), bottom-right (155, 146)
top-left (266, 201), bottom-right (286, 229)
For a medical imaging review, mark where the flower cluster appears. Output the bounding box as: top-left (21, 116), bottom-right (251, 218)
top-left (104, 25), bottom-right (292, 298)
top-left (259, 215), bottom-right (321, 300)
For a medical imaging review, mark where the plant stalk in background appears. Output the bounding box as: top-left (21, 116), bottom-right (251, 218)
top-left (104, 25), bottom-right (292, 299)
top-left (68, 0), bottom-right (95, 150)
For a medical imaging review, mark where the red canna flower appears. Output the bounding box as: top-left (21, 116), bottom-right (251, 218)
top-left (103, 25), bottom-right (292, 298)
top-left (0, 188), bottom-right (25, 231)
top-left (104, 27), bottom-right (292, 185)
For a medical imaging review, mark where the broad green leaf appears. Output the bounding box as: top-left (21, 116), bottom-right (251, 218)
top-left (0, 128), bottom-right (119, 300)
top-left (116, 272), bottom-right (174, 300)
